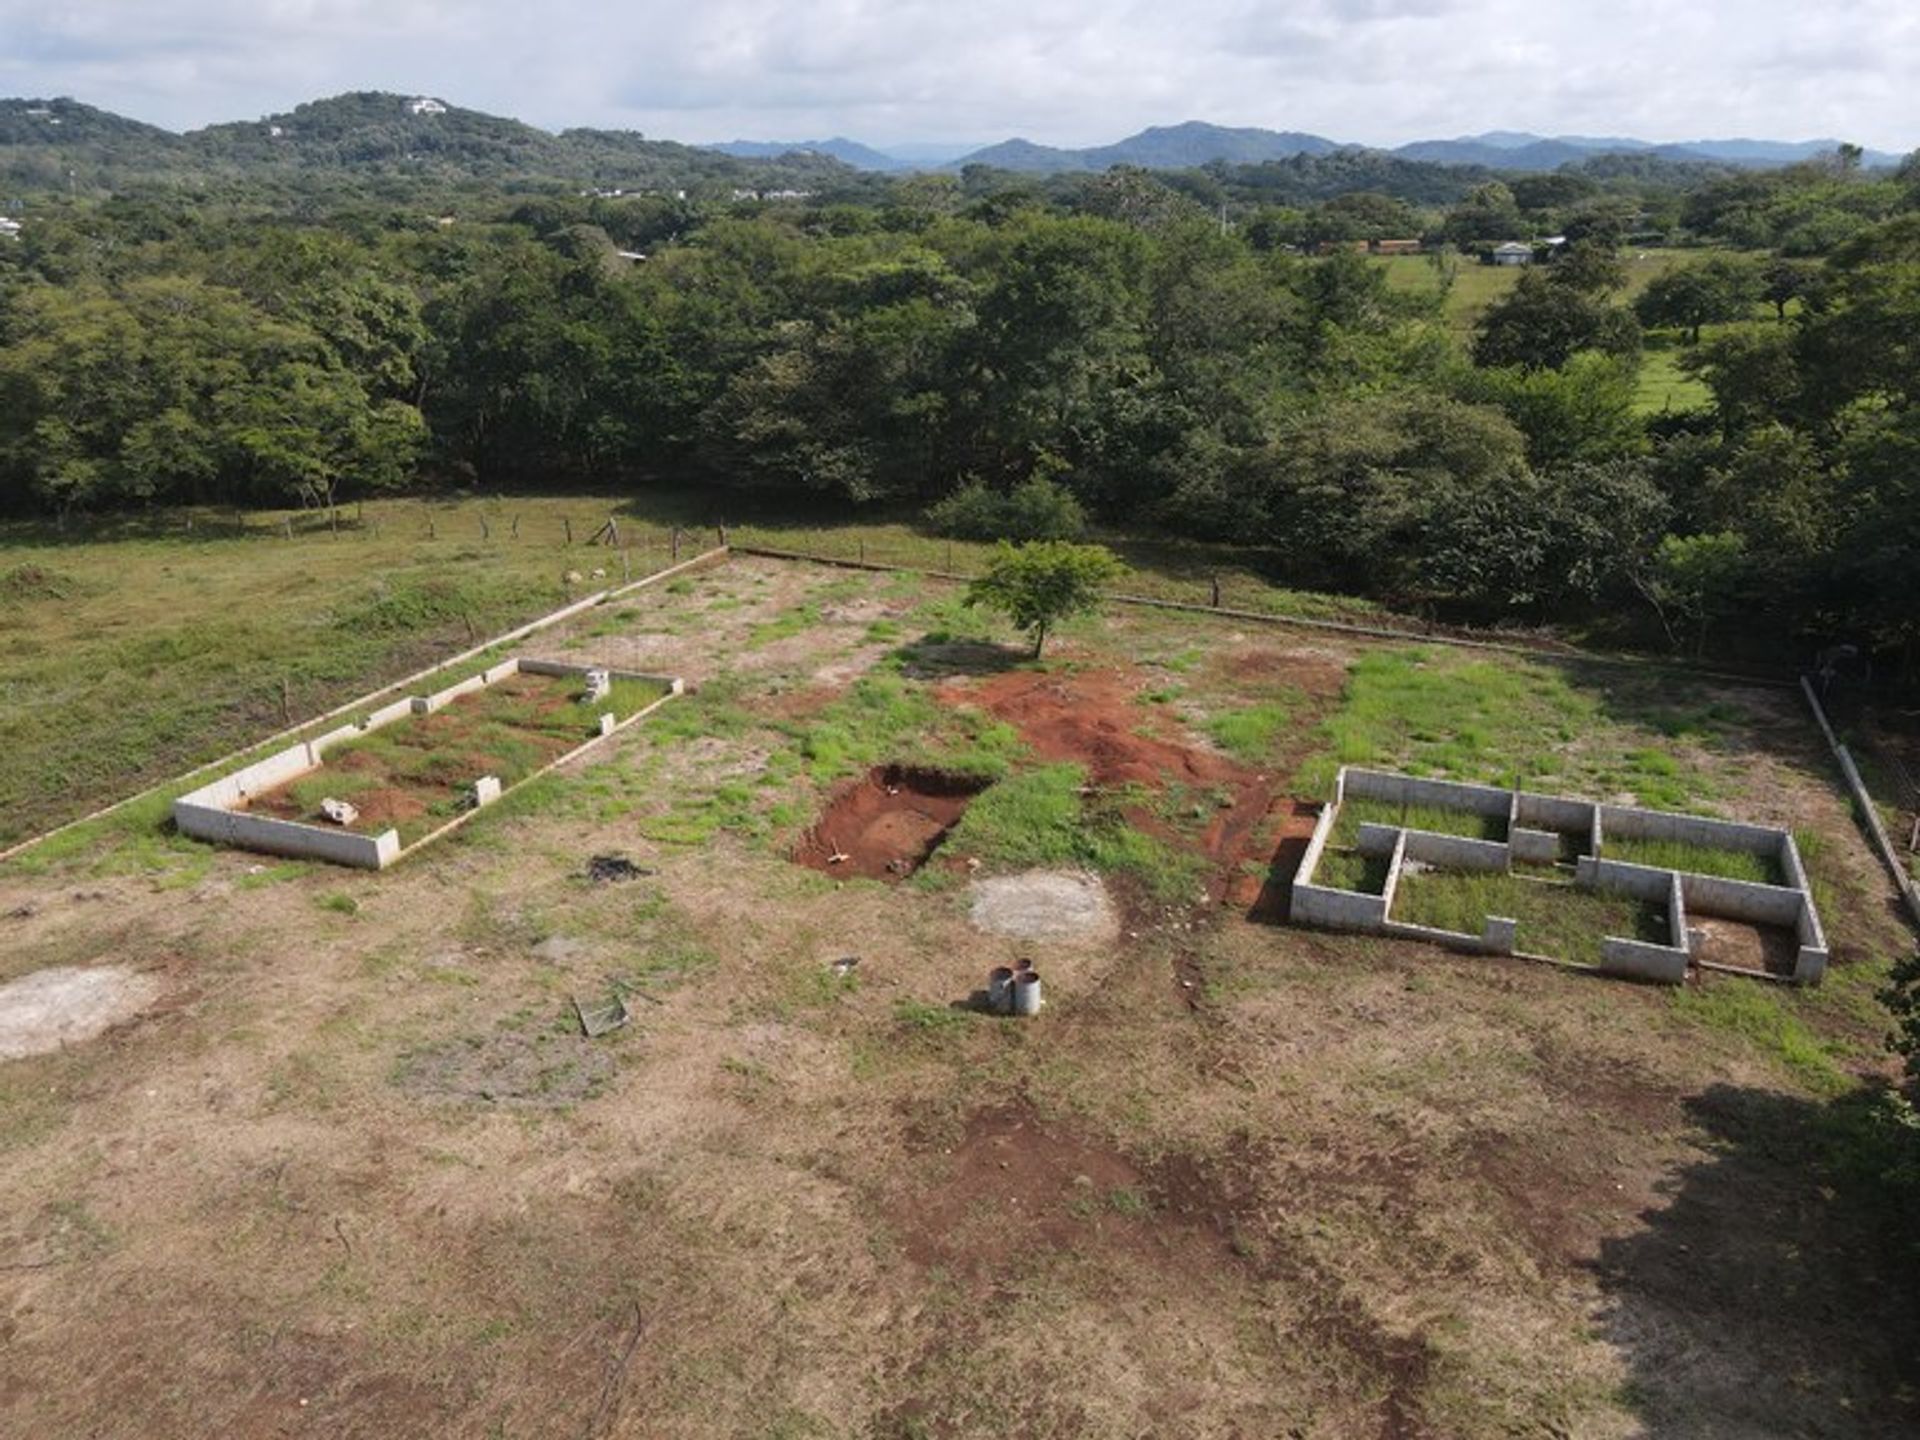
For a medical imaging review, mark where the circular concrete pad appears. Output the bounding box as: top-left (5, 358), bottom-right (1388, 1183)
top-left (968, 869), bottom-right (1118, 942)
top-left (0, 965), bottom-right (161, 1061)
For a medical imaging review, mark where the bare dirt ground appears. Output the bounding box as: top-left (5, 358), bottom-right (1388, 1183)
top-left (0, 555), bottom-right (1913, 1439)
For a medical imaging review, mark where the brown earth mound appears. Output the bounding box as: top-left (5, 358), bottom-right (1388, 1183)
top-left (792, 765), bottom-right (988, 881)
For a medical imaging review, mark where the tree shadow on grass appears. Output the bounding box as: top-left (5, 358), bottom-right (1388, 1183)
top-left (1592, 1083), bottom-right (1920, 1437)
top-left (890, 634), bottom-right (1031, 680)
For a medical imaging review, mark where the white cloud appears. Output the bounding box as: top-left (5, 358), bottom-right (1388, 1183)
top-left (0, 0), bottom-right (1912, 150)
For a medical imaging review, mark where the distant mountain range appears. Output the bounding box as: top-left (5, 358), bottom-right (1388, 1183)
top-left (712, 121), bottom-right (1905, 174)
top-left (1, 94), bottom-right (1903, 198)
top-left (0, 93), bottom-right (862, 193)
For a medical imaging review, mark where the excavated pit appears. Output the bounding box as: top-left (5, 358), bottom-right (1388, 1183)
top-left (792, 765), bottom-right (989, 881)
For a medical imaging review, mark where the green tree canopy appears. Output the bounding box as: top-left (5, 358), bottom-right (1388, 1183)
top-left (965, 540), bottom-right (1125, 657)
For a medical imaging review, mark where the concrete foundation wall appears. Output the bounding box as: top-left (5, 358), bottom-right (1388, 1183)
top-left (1599, 938), bottom-right (1690, 984)
top-left (173, 802), bottom-right (399, 868)
top-left (515, 658), bottom-right (681, 690)
top-left (176, 653), bottom-right (684, 870)
top-left (1515, 791), bottom-right (1596, 836)
top-left (1599, 804), bottom-right (1781, 856)
top-left (1292, 766), bottom-right (1830, 988)
top-left (1680, 873), bottom-right (1806, 926)
top-left (1577, 855), bottom-right (1680, 902)
top-left (1509, 827), bottom-right (1561, 864)
top-left (1382, 917), bottom-right (1486, 949)
top-left (1291, 883), bottom-right (1389, 929)
top-left (1344, 768), bottom-right (1511, 819)
top-left (180, 743), bottom-right (318, 810)
top-left (1357, 822), bottom-right (1402, 857)
top-left (1403, 829), bottom-right (1509, 873)
top-left (1295, 802), bottom-right (1340, 885)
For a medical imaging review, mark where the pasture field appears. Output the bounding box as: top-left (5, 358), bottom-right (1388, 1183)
top-left (1, 550), bottom-right (1914, 1438)
top-left (1379, 248), bottom-right (1744, 416)
top-left (1376, 246), bottom-right (1703, 334)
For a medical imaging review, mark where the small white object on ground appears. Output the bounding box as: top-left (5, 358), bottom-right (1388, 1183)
top-left (320, 797), bottom-right (359, 826)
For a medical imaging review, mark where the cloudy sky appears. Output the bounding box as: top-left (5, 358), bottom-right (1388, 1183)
top-left (1, 0), bottom-right (1913, 150)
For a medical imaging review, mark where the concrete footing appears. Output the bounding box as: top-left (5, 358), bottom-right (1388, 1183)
top-left (173, 657), bottom-right (683, 870)
top-left (1291, 766), bottom-right (1828, 986)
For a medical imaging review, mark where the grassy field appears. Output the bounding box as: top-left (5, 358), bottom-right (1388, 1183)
top-left (1378, 248), bottom-right (1732, 415)
top-left (0, 548), bottom-right (1913, 1437)
top-left (0, 492), bottom-right (1383, 851)
top-left (1377, 246), bottom-right (1705, 337)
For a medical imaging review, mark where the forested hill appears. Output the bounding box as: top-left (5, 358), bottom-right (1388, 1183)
top-left (0, 92), bottom-right (865, 195)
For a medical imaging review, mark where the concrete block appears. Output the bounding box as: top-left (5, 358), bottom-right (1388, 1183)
top-left (1294, 803), bottom-right (1340, 886)
top-left (1292, 883), bottom-right (1388, 929)
top-left (1680, 874), bottom-right (1804, 926)
top-left (1515, 791), bottom-right (1595, 835)
top-left (1579, 856), bottom-right (1676, 901)
top-left (1509, 827), bottom-right (1560, 864)
top-left (1598, 938), bottom-right (1689, 984)
top-left (473, 775), bottom-right (502, 807)
top-left (1403, 829), bottom-right (1508, 873)
top-left (1599, 804), bottom-right (1779, 856)
top-left (1482, 916), bottom-right (1518, 954)
top-left (1356, 822), bottom-right (1402, 857)
top-left (598, 712), bottom-right (617, 737)
top-left (1344, 767), bottom-right (1510, 818)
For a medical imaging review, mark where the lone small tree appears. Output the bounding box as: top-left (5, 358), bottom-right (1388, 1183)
top-left (966, 540), bottom-right (1124, 658)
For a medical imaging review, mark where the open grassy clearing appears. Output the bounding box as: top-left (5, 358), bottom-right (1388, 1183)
top-left (0, 553), bottom-right (1914, 1438)
top-left (1377, 247), bottom-right (1704, 335)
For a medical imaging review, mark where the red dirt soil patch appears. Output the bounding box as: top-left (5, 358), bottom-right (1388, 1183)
top-left (1232, 797), bottom-right (1325, 919)
top-left (948, 666), bottom-right (1301, 902)
top-left (959, 668), bottom-right (1243, 792)
top-left (792, 765), bottom-right (987, 881)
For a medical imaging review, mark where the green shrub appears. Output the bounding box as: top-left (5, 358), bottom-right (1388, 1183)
top-left (925, 478), bottom-right (1086, 543)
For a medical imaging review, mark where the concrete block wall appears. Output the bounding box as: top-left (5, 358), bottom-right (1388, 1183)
top-left (1402, 828), bottom-right (1509, 873)
top-left (1577, 855), bottom-right (1682, 902)
top-left (1514, 791), bottom-right (1597, 837)
top-left (1598, 804), bottom-right (1781, 857)
top-left (1509, 827), bottom-right (1561, 864)
top-left (1598, 870), bottom-right (1693, 983)
top-left (1599, 938), bottom-right (1690, 984)
top-left (1292, 883), bottom-right (1390, 929)
top-left (173, 802), bottom-right (400, 868)
top-left (1295, 801), bottom-right (1340, 887)
top-left (1356, 821), bottom-right (1402, 857)
top-left (1680, 873), bottom-right (1805, 926)
top-left (1345, 767), bottom-right (1511, 820)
